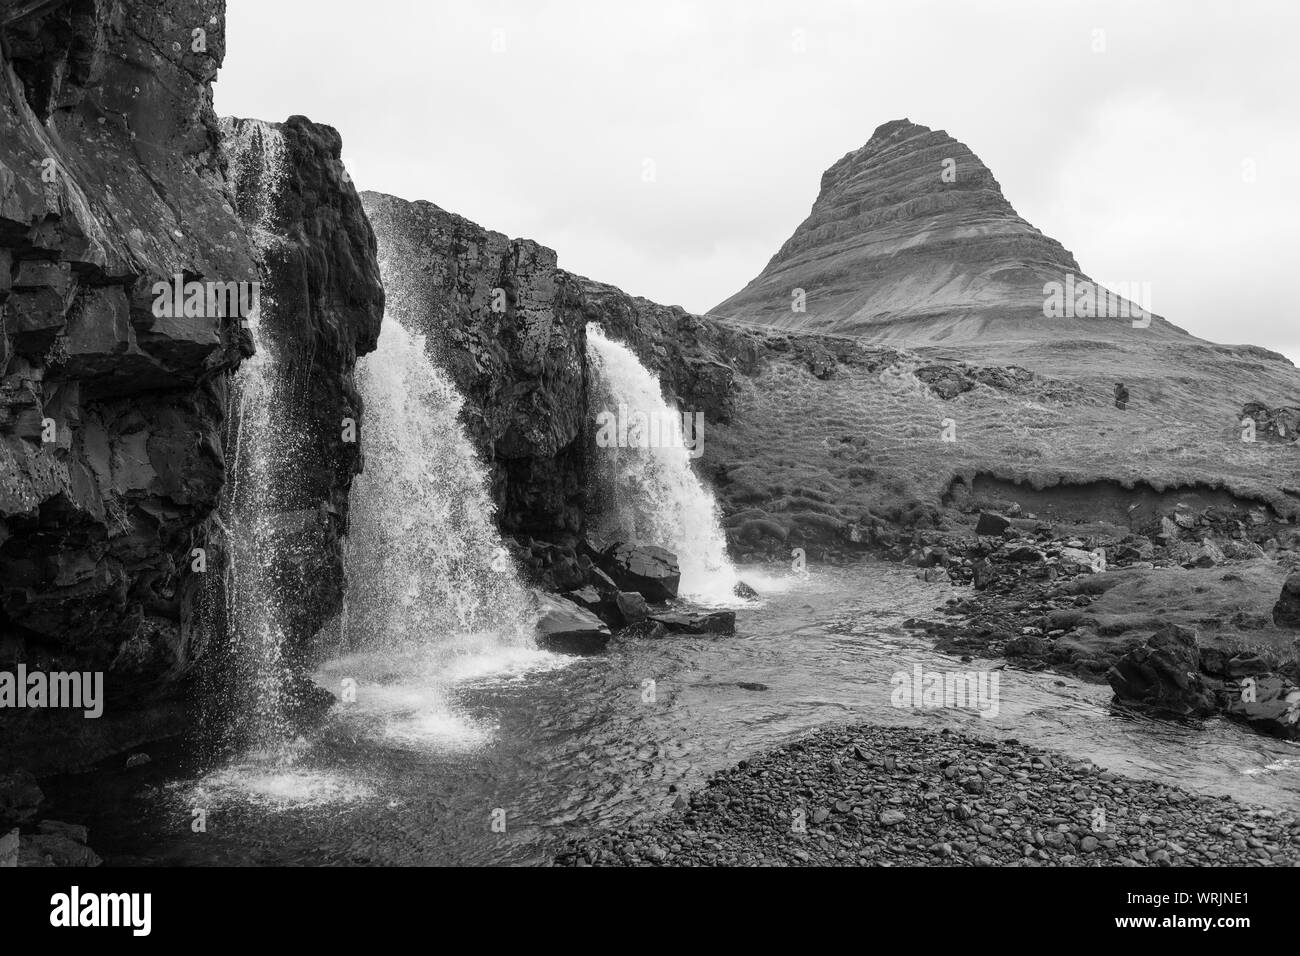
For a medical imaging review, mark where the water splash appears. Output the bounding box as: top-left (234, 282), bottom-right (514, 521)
top-left (585, 323), bottom-right (739, 603)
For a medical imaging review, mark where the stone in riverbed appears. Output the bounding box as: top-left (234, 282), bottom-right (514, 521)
top-left (615, 591), bottom-right (650, 624)
top-left (598, 543), bottom-right (681, 602)
top-left (1105, 624), bottom-right (1216, 718)
top-left (534, 594), bottom-right (612, 654)
top-left (1225, 674), bottom-right (1300, 740)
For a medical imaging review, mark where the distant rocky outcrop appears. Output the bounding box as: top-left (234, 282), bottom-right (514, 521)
top-left (1, 0), bottom-right (257, 766)
top-left (1241, 401), bottom-right (1300, 443)
top-left (712, 118), bottom-right (1189, 344)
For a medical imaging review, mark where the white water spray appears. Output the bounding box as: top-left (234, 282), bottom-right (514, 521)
top-left (218, 119), bottom-right (299, 749)
top-left (585, 323), bottom-right (739, 603)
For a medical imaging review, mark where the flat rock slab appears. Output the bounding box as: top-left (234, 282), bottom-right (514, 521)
top-left (535, 593), bottom-right (611, 654)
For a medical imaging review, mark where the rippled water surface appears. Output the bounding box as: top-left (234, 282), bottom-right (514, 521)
top-left (46, 564), bottom-right (1300, 865)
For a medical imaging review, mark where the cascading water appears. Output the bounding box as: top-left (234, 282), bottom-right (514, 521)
top-left (585, 323), bottom-right (740, 603)
top-left (338, 317), bottom-right (534, 649)
top-left (313, 315), bottom-right (550, 749)
top-left (213, 121), bottom-right (300, 750)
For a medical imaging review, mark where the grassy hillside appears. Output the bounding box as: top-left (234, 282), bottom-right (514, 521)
top-left (698, 321), bottom-right (1300, 551)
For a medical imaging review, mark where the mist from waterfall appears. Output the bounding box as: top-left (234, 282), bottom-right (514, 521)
top-left (585, 323), bottom-right (739, 604)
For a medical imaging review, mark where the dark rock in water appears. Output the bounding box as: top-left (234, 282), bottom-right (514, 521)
top-left (124, 753), bottom-right (151, 770)
top-left (0, 770), bottom-right (43, 827)
top-left (1274, 572), bottom-right (1300, 628)
top-left (975, 512), bottom-right (1011, 536)
top-left (1106, 624), bottom-right (1217, 718)
top-left (649, 610), bottom-right (737, 636)
top-left (1225, 674), bottom-right (1300, 740)
top-left (735, 682), bottom-right (769, 691)
top-left (734, 581), bottom-right (760, 600)
top-left (615, 591), bottom-right (650, 624)
top-left (535, 594), bottom-right (611, 654)
top-left (599, 543), bottom-right (681, 602)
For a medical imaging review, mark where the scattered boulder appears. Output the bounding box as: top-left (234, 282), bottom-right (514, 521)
top-left (1226, 675), bottom-right (1300, 740)
top-left (1274, 572), bottom-right (1300, 628)
top-left (598, 543), bottom-right (681, 602)
top-left (972, 558), bottom-right (998, 590)
top-left (975, 512), bottom-right (1011, 536)
top-left (1106, 624), bottom-right (1217, 718)
top-left (615, 591), bottom-right (650, 624)
top-left (534, 594), bottom-right (612, 654)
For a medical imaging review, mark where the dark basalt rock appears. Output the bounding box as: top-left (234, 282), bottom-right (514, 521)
top-left (1, 0), bottom-right (257, 768)
top-left (1106, 624), bottom-right (1217, 718)
top-left (535, 593), bottom-right (611, 654)
top-left (1273, 572), bottom-right (1300, 628)
top-left (598, 542), bottom-right (681, 603)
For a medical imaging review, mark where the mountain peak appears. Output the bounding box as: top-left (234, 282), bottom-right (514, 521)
top-left (713, 120), bottom-right (1186, 344)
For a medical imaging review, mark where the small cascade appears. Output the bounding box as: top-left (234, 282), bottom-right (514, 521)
top-left (212, 120), bottom-right (300, 750)
top-left (584, 323), bottom-right (739, 603)
top-left (339, 316), bottom-right (534, 651)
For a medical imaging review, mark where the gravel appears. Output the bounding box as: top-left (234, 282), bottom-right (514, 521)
top-left (553, 725), bottom-right (1300, 867)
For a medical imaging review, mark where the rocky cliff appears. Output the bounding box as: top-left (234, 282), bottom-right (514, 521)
top-left (0, 2), bottom-right (382, 770)
top-left (359, 191), bottom-right (745, 540)
top-left (712, 118), bottom-right (1190, 344)
top-left (0, 0), bottom-right (259, 768)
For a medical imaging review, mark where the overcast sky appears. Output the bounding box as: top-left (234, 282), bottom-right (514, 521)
top-left (216, 0), bottom-right (1300, 363)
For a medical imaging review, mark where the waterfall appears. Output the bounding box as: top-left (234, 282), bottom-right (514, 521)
top-left (308, 315), bottom-right (549, 750)
top-left (338, 317), bottom-right (534, 651)
top-left (213, 120), bottom-right (300, 749)
top-left (585, 323), bottom-right (739, 604)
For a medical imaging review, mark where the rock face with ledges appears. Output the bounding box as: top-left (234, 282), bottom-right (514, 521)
top-left (712, 118), bottom-right (1190, 344)
top-left (0, 0), bottom-right (256, 740)
top-left (359, 191), bottom-right (749, 537)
